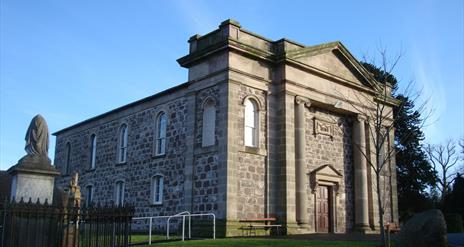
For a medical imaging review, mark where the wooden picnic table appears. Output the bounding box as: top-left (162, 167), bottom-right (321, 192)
top-left (239, 217), bottom-right (282, 236)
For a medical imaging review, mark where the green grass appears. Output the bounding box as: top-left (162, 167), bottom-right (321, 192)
top-left (136, 238), bottom-right (380, 247)
top-left (130, 234), bottom-right (181, 244)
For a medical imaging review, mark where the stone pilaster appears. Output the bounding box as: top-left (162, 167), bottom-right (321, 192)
top-left (283, 93), bottom-right (296, 226)
top-left (389, 128), bottom-right (399, 224)
top-left (294, 96), bottom-right (310, 226)
top-left (183, 92), bottom-right (196, 212)
top-left (352, 115), bottom-right (369, 232)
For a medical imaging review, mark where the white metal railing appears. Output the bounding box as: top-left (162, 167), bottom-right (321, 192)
top-left (166, 211), bottom-right (191, 241)
top-left (132, 211), bottom-right (216, 244)
top-left (132, 213), bottom-right (186, 245)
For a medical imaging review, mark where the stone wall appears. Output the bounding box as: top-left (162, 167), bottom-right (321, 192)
top-left (233, 84), bottom-right (268, 219)
top-left (192, 85), bottom-right (223, 214)
top-left (54, 81), bottom-right (229, 232)
top-left (304, 107), bottom-right (354, 233)
top-left (55, 98), bottom-right (189, 217)
top-left (192, 153), bottom-right (219, 213)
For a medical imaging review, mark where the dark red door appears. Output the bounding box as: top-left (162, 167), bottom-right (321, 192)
top-left (317, 186), bottom-right (330, 233)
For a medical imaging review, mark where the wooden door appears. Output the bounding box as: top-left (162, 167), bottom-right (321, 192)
top-left (316, 186), bottom-right (330, 233)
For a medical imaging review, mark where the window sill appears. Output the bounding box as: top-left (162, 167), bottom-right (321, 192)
top-left (150, 203), bottom-right (163, 207)
top-left (115, 161), bottom-right (127, 166)
top-left (152, 153), bottom-right (166, 159)
top-left (244, 146), bottom-right (259, 154)
top-left (195, 144), bottom-right (218, 154)
top-left (85, 168), bottom-right (96, 173)
top-left (201, 143), bottom-right (215, 148)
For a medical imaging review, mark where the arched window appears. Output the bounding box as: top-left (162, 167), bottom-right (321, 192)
top-left (155, 113), bottom-right (167, 156)
top-left (202, 99), bottom-right (216, 147)
top-left (85, 185), bottom-right (93, 207)
top-left (151, 175), bottom-right (164, 205)
top-left (244, 98), bottom-right (258, 147)
top-left (114, 181), bottom-right (125, 206)
top-left (89, 134), bottom-right (97, 169)
top-left (118, 124), bottom-right (128, 163)
top-left (64, 142), bottom-right (71, 175)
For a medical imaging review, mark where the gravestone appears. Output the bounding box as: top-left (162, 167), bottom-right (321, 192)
top-left (8, 115), bottom-right (60, 203)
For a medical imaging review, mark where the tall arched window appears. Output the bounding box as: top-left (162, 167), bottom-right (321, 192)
top-left (89, 134), bottom-right (97, 169)
top-left (202, 99), bottom-right (216, 147)
top-left (244, 98), bottom-right (258, 147)
top-left (151, 175), bottom-right (164, 205)
top-left (114, 181), bottom-right (125, 206)
top-left (155, 113), bottom-right (167, 156)
top-left (118, 124), bottom-right (128, 163)
top-left (85, 185), bottom-right (93, 207)
top-left (64, 142), bottom-right (71, 175)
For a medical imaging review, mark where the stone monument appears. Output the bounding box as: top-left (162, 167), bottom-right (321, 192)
top-left (8, 114), bottom-right (60, 203)
top-left (66, 173), bottom-right (82, 207)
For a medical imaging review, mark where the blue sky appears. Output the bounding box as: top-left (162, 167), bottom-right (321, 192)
top-left (1, 0), bottom-right (463, 170)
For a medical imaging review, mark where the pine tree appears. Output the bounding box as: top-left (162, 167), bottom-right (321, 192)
top-left (395, 94), bottom-right (437, 217)
top-left (361, 62), bottom-right (437, 221)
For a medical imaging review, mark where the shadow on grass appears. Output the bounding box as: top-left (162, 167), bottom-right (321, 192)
top-left (134, 237), bottom-right (384, 247)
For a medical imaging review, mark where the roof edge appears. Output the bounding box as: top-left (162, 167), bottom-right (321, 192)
top-left (52, 81), bottom-right (190, 136)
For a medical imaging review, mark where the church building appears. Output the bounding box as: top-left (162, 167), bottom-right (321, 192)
top-left (53, 19), bottom-right (399, 235)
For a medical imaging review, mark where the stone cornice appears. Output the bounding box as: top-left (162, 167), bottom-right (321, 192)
top-left (228, 67), bottom-right (272, 83)
top-left (178, 38), bottom-right (382, 98)
top-left (283, 79), bottom-right (377, 113)
top-left (283, 58), bottom-right (376, 95)
top-left (374, 95), bottom-right (401, 107)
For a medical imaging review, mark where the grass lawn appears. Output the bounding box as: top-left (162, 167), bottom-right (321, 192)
top-left (136, 238), bottom-right (380, 247)
top-left (130, 234), bottom-right (181, 244)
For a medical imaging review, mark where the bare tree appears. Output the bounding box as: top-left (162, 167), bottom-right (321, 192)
top-left (460, 138), bottom-right (464, 174)
top-left (460, 138), bottom-right (464, 154)
top-left (335, 47), bottom-right (432, 247)
top-left (425, 140), bottom-right (461, 204)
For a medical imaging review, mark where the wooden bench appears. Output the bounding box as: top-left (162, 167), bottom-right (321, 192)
top-left (386, 222), bottom-right (400, 234)
top-left (385, 222), bottom-right (400, 246)
top-left (239, 217), bottom-right (282, 236)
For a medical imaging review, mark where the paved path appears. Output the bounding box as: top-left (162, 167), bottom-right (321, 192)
top-left (274, 233), bottom-right (463, 247)
top-left (448, 233), bottom-right (464, 247)
top-left (250, 233), bottom-right (381, 242)
top-left (280, 233), bottom-right (380, 241)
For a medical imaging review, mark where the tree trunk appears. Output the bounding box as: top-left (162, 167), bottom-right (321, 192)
top-left (376, 171), bottom-right (386, 247)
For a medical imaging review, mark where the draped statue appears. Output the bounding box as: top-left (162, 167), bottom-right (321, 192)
top-left (25, 114), bottom-right (49, 157)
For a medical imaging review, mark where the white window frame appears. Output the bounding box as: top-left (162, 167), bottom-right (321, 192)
top-left (85, 185), bottom-right (94, 207)
top-left (151, 175), bottom-right (164, 205)
top-left (155, 112), bottom-right (167, 156)
top-left (90, 134), bottom-right (97, 169)
top-left (118, 124), bottom-right (128, 163)
top-left (244, 98), bottom-right (259, 147)
top-left (114, 181), bottom-right (125, 206)
top-left (202, 99), bottom-right (216, 147)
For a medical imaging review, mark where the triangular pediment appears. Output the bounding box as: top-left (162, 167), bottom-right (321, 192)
top-left (311, 164), bottom-right (342, 178)
top-left (288, 42), bottom-right (377, 89)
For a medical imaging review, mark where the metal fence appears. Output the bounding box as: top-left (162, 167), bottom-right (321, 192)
top-left (0, 199), bottom-right (134, 247)
top-left (131, 211), bottom-right (216, 245)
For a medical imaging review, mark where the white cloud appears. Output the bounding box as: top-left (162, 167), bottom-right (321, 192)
top-left (411, 48), bottom-right (447, 143)
top-left (168, 0), bottom-right (217, 34)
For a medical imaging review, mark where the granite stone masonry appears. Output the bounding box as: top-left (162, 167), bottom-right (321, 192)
top-left (54, 19), bottom-right (399, 236)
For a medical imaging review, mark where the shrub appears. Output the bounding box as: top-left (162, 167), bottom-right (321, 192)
top-left (445, 214), bottom-right (464, 233)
